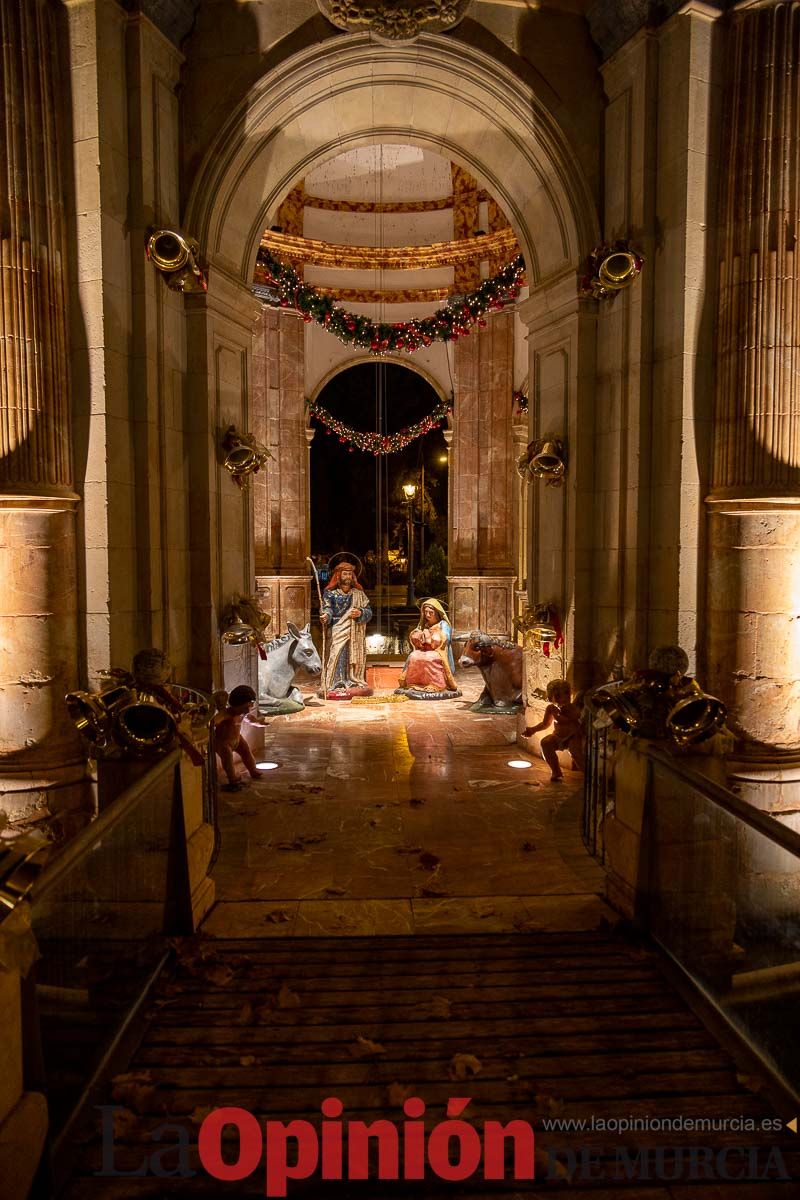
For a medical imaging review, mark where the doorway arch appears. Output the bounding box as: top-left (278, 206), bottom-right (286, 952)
top-left (185, 33), bottom-right (598, 286)
top-left (182, 32), bottom-right (599, 685)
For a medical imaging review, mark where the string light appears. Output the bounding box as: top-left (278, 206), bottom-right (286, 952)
top-left (306, 397), bottom-right (452, 455)
top-left (257, 250), bottom-right (525, 355)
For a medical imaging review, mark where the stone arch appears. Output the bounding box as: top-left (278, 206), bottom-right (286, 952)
top-left (308, 356), bottom-right (452, 421)
top-left (185, 33), bottom-right (599, 287)
top-left (183, 31), bottom-right (600, 659)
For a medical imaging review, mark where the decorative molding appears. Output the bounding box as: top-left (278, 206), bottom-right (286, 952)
top-left (317, 0), bottom-right (472, 43)
top-left (258, 228), bottom-right (518, 271)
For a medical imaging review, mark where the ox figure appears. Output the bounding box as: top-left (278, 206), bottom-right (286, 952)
top-left (459, 631), bottom-right (524, 714)
top-left (258, 623), bottom-right (322, 714)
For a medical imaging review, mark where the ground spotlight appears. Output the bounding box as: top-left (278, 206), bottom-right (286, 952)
top-left (256, 761), bottom-right (281, 771)
top-left (507, 759), bottom-right (533, 769)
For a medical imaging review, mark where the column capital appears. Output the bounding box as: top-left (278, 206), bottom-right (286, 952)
top-left (517, 270), bottom-right (597, 336)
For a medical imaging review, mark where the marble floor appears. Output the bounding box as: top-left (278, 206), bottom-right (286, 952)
top-left (204, 671), bottom-right (610, 938)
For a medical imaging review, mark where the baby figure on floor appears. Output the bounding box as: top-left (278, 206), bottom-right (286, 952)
top-left (523, 679), bottom-right (584, 782)
top-left (214, 685), bottom-right (263, 791)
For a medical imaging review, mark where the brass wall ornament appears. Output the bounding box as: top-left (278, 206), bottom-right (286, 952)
top-left (221, 426), bottom-right (272, 488)
top-left (66, 649), bottom-right (211, 762)
top-left (515, 604), bottom-right (563, 656)
top-left (591, 645), bottom-right (727, 747)
top-left (580, 240), bottom-right (643, 301)
top-left (146, 229), bottom-right (208, 293)
top-left (220, 594), bottom-right (271, 657)
top-left (517, 437), bottom-right (566, 487)
top-left (317, 0), bottom-right (472, 42)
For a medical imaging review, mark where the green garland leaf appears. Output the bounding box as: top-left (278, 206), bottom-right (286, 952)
top-left (257, 250), bottom-right (525, 354)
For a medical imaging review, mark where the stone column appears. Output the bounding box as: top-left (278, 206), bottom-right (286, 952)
top-left (447, 310), bottom-right (516, 638)
top-left (252, 307), bottom-right (311, 634)
top-left (0, 0), bottom-right (91, 833)
top-left (511, 419), bottom-right (529, 636)
top-left (706, 2), bottom-right (800, 809)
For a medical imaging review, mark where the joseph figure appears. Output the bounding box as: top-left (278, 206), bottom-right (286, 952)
top-left (320, 563), bottom-right (373, 694)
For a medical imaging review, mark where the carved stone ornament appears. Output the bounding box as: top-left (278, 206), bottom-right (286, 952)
top-left (317, 0), bottom-right (473, 43)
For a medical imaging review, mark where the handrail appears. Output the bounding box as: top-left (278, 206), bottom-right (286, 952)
top-left (642, 744), bottom-right (800, 859)
top-left (28, 749), bottom-right (181, 909)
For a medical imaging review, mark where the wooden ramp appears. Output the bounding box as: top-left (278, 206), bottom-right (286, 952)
top-left (63, 932), bottom-right (798, 1197)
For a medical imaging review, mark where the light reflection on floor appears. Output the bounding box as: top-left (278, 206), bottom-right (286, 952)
top-left (204, 671), bottom-right (610, 938)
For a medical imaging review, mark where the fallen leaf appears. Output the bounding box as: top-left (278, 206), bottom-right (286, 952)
top-left (737, 1073), bottom-right (766, 1094)
top-left (255, 1003), bottom-right (276, 1024)
top-left (323, 886), bottom-right (348, 897)
top-left (351, 1035), bottom-right (386, 1058)
top-left (205, 964), bottom-right (235, 987)
top-left (418, 852), bottom-right (441, 871)
top-left (386, 1082), bottom-right (415, 1106)
top-left (277, 983), bottom-right (301, 1009)
top-left (534, 1091), bottom-right (564, 1117)
top-left (112, 1107), bottom-right (140, 1138)
top-left (449, 1053), bottom-right (482, 1080)
top-left (111, 1071), bottom-right (158, 1114)
top-left (265, 909), bottom-right (291, 924)
top-left (234, 1001), bottom-right (254, 1026)
top-left (239, 1055), bottom-right (256, 1067)
top-left (409, 797), bottom-right (425, 807)
top-left (426, 995), bottom-right (452, 1019)
top-left (536, 1147), bottom-right (570, 1180)
top-left (521, 841), bottom-right (537, 853)
top-left (419, 885), bottom-right (450, 898)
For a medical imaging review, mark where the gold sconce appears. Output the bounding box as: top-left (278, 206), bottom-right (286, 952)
top-left (221, 426), bottom-right (272, 489)
top-left (146, 229), bottom-right (207, 293)
top-left (591, 644), bottom-right (728, 747)
top-left (580, 240), bottom-right (643, 301)
top-left (220, 594), bottom-right (271, 657)
top-left (66, 650), bottom-right (210, 762)
top-left (515, 604), bottom-right (563, 656)
top-left (517, 437), bottom-right (566, 487)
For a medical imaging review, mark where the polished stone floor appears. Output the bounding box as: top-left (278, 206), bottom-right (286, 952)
top-left (204, 671), bottom-right (610, 938)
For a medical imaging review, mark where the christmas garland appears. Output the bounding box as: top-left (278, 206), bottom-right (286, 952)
top-left (259, 250), bottom-right (525, 354)
top-left (307, 397), bottom-right (452, 455)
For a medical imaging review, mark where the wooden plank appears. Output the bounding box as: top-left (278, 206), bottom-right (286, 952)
top-left (137, 1027), bottom-right (720, 1064)
top-left (151, 995), bottom-right (692, 1027)
top-left (107, 1070), bottom-right (742, 1109)
top-left (133, 1047), bottom-right (731, 1081)
top-left (163, 964), bottom-right (664, 989)
top-left (141, 1010), bottom-right (707, 1046)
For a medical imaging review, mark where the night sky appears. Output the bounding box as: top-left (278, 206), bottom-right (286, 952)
top-left (310, 362), bottom-right (449, 565)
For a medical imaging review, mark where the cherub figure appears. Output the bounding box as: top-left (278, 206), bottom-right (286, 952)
top-left (523, 678), bottom-right (584, 782)
top-left (213, 685), bottom-right (263, 791)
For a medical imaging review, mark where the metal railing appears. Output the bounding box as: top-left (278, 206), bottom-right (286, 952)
top-left (23, 750), bottom-right (192, 1188)
top-left (586, 727), bottom-right (800, 1100)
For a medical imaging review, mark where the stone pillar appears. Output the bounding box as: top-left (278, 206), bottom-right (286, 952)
top-left (517, 274), bottom-right (597, 717)
top-left (0, 0), bottom-right (91, 833)
top-left (447, 310), bottom-right (516, 638)
top-left (0, 907), bottom-right (47, 1191)
top-left (511, 419), bottom-right (529, 636)
top-left (185, 272), bottom-right (263, 693)
top-left (252, 307), bottom-right (311, 633)
top-left (706, 2), bottom-right (800, 811)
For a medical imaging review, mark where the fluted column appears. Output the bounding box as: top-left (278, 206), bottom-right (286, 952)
top-left (706, 0), bottom-right (800, 800)
top-left (0, 0), bottom-right (90, 831)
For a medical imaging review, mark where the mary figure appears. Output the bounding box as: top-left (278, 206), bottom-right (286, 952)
top-left (395, 599), bottom-right (462, 700)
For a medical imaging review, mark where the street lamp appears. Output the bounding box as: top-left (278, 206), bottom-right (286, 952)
top-left (403, 483), bottom-right (417, 606)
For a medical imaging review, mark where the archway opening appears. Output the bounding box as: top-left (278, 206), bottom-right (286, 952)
top-left (310, 361), bottom-right (449, 642)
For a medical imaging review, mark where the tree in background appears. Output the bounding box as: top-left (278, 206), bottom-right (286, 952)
top-left (415, 543), bottom-right (448, 600)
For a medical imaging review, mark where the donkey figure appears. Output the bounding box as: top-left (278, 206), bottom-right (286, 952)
top-left (258, 623), bottom-right (322, 713)
top-left (459, 631), bottom-right (523, 713)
